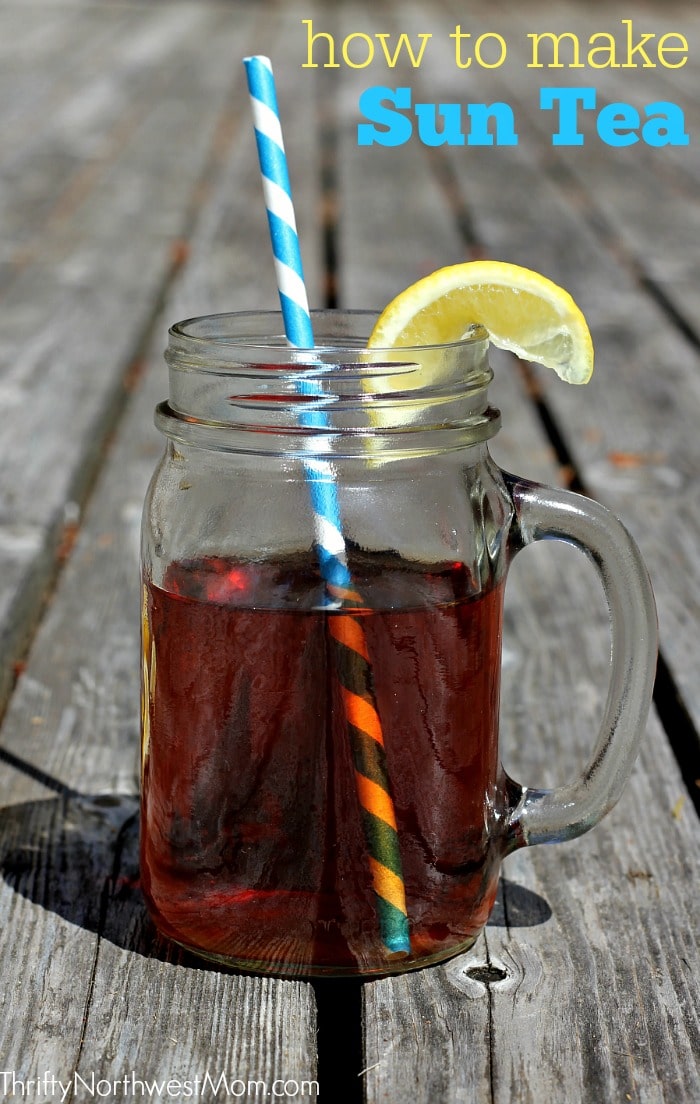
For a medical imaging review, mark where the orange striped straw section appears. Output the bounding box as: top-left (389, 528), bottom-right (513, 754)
top-left (329, 610), bottom-right (411, 957)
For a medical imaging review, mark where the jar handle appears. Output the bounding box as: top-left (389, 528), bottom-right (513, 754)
top-left (504, 475), bottom-right (657, 849)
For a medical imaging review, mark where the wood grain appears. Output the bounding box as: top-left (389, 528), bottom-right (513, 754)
top-left (0, 3), bottom-right (320, 1095)
top-left (336, 3), bottom-right (700, 1099)
top-left (0, 2), bottom-right (260, 712)
top-left (0, 1), bottom-right (698, 1100)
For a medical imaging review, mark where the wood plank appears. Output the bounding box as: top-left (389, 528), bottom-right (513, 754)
top-left (362, 437), bottom-right (700, 1098)
top-left (462, 0), bottom-right (700, 742)
top-left (361, 0), bottom-right (700, 742)
top-left (0, 3), bottom-right (260, 712)
top-left (1, 0), bottom-right (697, 1095)
top-left (496, 0), bottom-right (700, 333)
top-left (334, 3), bottom-right (700, 1099)
top-left (0, 2), bottom-right (321, 1093)
top-left (0, 5), bottom-right (193, 262)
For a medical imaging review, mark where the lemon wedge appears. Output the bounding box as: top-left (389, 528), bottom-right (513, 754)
top-left (367, 260), bottom-right (594, 384)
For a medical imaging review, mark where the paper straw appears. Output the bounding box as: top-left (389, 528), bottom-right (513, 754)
top-left (242, 55), bottom-right (313, 348)
top-left (244, 55), bottom-right (410, 957)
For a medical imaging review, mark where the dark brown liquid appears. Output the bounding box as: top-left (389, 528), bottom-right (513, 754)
top-left (140, 556), bottom-right (508, 975)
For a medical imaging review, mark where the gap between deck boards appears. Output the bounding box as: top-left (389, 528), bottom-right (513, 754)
top-left (313, 981), bottom-right (364, 1103)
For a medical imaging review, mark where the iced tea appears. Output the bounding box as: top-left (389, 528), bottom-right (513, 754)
top-left (140, 554), bottom-right (506, 974)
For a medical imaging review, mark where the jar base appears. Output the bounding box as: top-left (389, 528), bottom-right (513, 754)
top-left (169, 934), bottom-right (481, 979)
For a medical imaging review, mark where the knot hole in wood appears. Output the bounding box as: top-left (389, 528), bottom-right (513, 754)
top-left (464, 964), bottom-right (509, 985)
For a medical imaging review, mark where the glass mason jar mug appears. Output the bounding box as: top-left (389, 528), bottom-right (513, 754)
top-left (140, 310), bottom-right (657, 977)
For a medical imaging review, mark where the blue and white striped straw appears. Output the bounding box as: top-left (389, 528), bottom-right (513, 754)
top-left (243, 55), bottom-right (314, 349)
top-left (243, 54), bottom-right (352, 601)
top-left (243, 55), bottom-right (411, 957)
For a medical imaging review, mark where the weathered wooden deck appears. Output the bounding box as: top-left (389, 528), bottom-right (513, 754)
top-left (0, 1), bottom-right (698, 1101)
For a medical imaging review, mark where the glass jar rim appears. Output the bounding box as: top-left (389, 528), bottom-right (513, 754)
top-left (159, 308), bottom-right (500, 456)
top-left (167, 308), bottom-right (490, 361)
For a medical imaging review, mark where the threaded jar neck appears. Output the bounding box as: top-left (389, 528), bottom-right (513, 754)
top-left (158, 310), bottom-right (500, 458)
